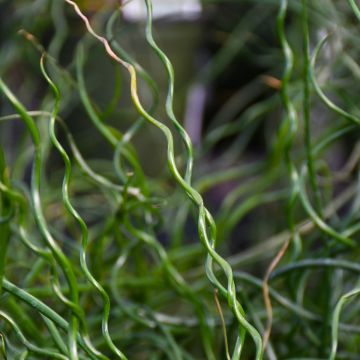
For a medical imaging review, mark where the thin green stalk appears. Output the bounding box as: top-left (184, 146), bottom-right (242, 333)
top-left (64, 1), bottom-right (263, 357)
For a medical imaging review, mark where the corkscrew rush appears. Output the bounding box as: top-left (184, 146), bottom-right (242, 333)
top-left (4, 0), bottom-right (359, 358)
top-left (40, 55), bottom-right (127, 359)
top-left (262, 0), bottom-right (300, 353)
top-left (64, 0), bottom-right (263, 358)
top-left (0, 77), bottom-right (82, 360)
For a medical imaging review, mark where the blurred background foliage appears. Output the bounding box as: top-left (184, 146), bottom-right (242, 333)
top-left (1, 0), bottom-right (360, 359)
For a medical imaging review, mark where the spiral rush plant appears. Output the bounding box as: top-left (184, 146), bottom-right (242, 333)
top-left (1, 0), bottom-right (360, 359)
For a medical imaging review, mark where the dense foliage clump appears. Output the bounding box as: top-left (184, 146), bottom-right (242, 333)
top-left (1, 0), bottom-right (360, 359)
